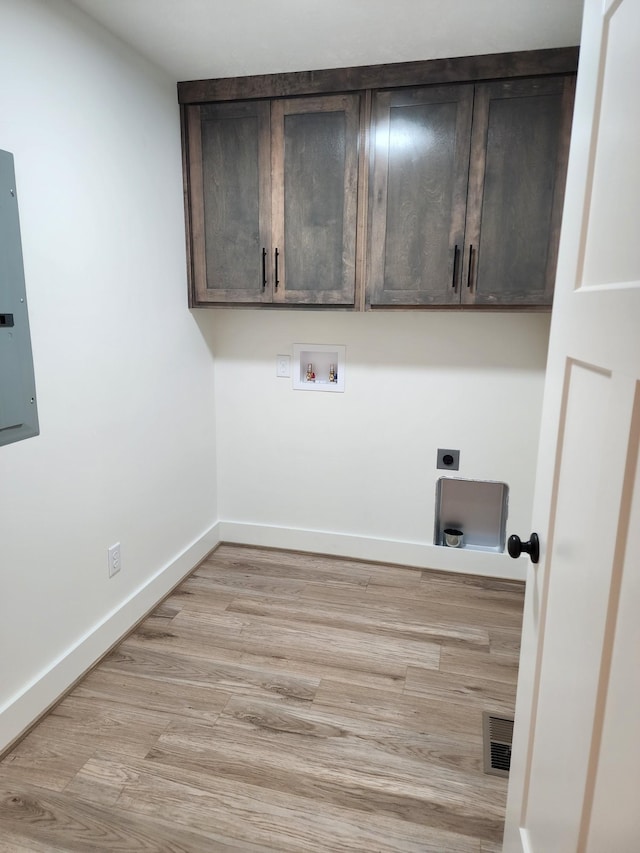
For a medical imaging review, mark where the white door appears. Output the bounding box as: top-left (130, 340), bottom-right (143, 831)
top-left (503, 0), bottom-right (640, 850)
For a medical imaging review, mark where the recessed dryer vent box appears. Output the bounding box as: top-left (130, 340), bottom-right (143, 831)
top-left (293, 343), bottom-right (345, 392)
top-left (435, 477), bottom-right (509, 552)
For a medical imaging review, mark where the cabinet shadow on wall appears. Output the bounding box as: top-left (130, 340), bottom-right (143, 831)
top-left (189, 308), bottom-right (551, 375)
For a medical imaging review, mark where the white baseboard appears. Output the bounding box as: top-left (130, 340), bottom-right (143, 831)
top-left (0, 523), bottom-right (221, 755)
top-left (218, 521), bottom-right (526, 581)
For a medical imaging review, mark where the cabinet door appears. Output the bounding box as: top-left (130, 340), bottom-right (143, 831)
top-left (463, 76), bottom-right (575, 306)
top-left (186, 101), bottom-right (271, 304)
top-left (368, 85), bottom-right (473, 306)
top-left (271, 94), bottom-right (361, 305)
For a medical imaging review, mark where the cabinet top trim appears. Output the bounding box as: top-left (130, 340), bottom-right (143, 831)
top-left (177, 46), bottom-right (579, 104)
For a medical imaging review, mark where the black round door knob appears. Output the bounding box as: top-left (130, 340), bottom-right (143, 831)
top-left (507, 532), bottom-right (540, 563)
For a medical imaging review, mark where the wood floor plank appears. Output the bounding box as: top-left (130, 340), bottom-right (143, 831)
top-left (312, 678), bottom-right (487, 739)
top-left (220, 693), bottom-right (500, 780)
top-left (420, 567), bottom-right (524, 592)
top-left (418, 573), bottom-right (525, 612)
top-left (144, 601), bottom-right (183, 625)
top-left (228, 592), bottom-right (491, 647)
top-left (237, 651), bottom-right (407, 693)
top-left (362, 589), bottom-right (523, 630)
top-left (95, 754), bottom-right (483, 853)
top-left (199, 545), bottom-right (376, 583)
top-left (98, 642), bottom-right (320, 703)
top-left (169, 608), bottom-right (442, 677)
top-left (168, 584), bottom-right (239, 614)
top-left (147, 722), bottom-right (505, 842)
top-left (0, 544), bottom-right (524, 851)
top-left (123, 615), bottom-right (247, 665)
top-left (0, 830), bottom-right (61, 852)
top-left (64, 753), bottom-right (131, 807)
top-left (488, 626), bottom-right (523, 655)
top-left (73, 667), bottom-right (232, 725)
top-left (0, 731), bottom-right (97, 793)
top-left (32, 695), bottom-right (171, 760)
top-left (0, 782), bottom-right (262, 852)
top-left (182, 569), bottom-right (311, 598)
top-left (404, 665), bottom-right (517, 716)
top-left (123, 768), bottom-right (482, 853)
top-left (440, 644), bottom-right (520, 684)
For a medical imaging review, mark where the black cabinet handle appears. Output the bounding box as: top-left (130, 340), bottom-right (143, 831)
top-left (274, 248), bottom-right (279, 291)
top-left (467, 244), bottom-right (474, 289)
top-left (262, 248), bottom-right (267, 290)
top-left (451, 244), bottom-right (459, 290)
top-left (0, 313), bottom-right (15, 327)
top-left (507, 532), bottom-right (540, 563)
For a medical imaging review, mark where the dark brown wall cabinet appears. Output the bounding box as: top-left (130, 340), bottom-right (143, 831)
top-left (179, 48), bottom-right (577, 310)
top-left (368, 76), bottom-right (575, 307)
top-left (184, 94), bottom-right (361, 306)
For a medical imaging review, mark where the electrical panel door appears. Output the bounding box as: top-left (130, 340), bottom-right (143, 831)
top-left (0, 150), bottom-right (39, 447)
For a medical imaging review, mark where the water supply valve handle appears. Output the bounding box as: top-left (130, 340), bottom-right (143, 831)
top-left (507, 532), bottom-right (540, 564)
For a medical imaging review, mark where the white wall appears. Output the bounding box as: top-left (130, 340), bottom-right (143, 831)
top-left (0, 0), bottom-right (218, 750)
top-left (205, 309), bottom-right (550, 577)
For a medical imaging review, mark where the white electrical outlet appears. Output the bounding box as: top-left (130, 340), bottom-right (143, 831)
top-left (108, 542), bottom-right (121, 577)
top-left (276, 354), bottom-right (291, 378)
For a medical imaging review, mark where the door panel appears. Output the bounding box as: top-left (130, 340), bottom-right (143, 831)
top-left (523, 361), bottom-right (630, 851)
top-left (585, 396), bottom-right (640, 850)
top-left (368, 85), bottom-right (473, 306)
top-left (581, 0), bottom-right (640, 289)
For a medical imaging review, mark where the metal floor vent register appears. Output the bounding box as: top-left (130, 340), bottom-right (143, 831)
top-left (483, 712), bottom-right (514, 777)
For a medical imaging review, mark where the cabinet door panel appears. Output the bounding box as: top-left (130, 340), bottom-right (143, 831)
top-left (368, 86), bottom-right (473, 306)
top-left (464, 77), bottom-right (574, 306)
top-left (271, 95), bottom-right (360, 305)
top-left (187, 101), bottom-right (271, 303)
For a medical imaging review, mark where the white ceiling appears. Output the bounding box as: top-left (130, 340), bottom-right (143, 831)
top-left (69, 0), bottom-right (584, 82)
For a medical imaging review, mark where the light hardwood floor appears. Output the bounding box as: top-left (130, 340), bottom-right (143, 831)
top-left (0, 545), bottom-right (524, 852)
